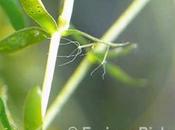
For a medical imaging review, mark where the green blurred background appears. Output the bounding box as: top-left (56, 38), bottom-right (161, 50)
top-left (0, 0), bottom-right (175, 130)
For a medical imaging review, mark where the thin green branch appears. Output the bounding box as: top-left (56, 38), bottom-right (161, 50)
top-left (63, 29), bottom-right (130, 47)
top-left (44, 0), bottom-right (150, 129)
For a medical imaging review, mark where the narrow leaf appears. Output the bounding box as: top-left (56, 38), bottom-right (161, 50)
top-left (20, 0), bottom-right (57, 34)
top-left (106, 63), bottom-right (146, 86)
top-left (0, 98), bottom-right (12, 130)
top-left (0, 0), bottom-right (25, 30)
top-left (24, 86), bottom-right (42, 130)
top-left (0, 27), bottom-right (49, 53)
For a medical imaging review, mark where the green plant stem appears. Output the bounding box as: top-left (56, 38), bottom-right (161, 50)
top-left (63, 29), bottom-right (130, 47)
top-left (44, 0), bottom-right (150, 129)
top-left (41, 0), bottom-right (74, 118)
top-left (41, 32), bottom-right (61, 117)
top-left (43, 58), bottom-right (91, 130)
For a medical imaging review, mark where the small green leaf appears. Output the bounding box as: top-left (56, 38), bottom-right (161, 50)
top-left (0, 27), bottom-right (49, 53)
top-left (0, 0), bottom-right (25, 30)
top-left (24, 86), bottom-right (42, 130)
top-left (20, 0), bottom-right (57, 34)
top-left (0, 98), bottom-right (12, 130)
top-left (106, 63), bottom-right (146, 86)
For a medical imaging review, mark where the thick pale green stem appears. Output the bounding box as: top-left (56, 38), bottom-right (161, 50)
top-left (59, 0), bottom-right (74, 24)
top-left (41, 32), bottom-right (61, 117)
top-left (44, 0), bottom-right (150, 129)
top-left (43, 58), bottom-right (91, 129)
top-left (58, 0), bottom-right (74, 32)
top-left (41, 0), bottom-right (74, 118)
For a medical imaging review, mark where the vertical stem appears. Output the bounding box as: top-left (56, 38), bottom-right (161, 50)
top-left (42, 32), bottom-right (61, 117)
top-left (41, 0), bottom-right (75, 120)
top-left (43, 58), bottom-right (91, 129)
top-left (58, 0), bottom-right (74, 32)
top-left (59, 0), bottom-right (74, 24)
top-left (44, 0), bottom-right (150, 129)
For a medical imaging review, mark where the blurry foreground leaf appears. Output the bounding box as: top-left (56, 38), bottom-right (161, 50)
top-left (0, 80), bottom-right (17, 130)
top-left (106, 63), bottom-right (146, 86)
top-left (20, 0), bottom-right (57, 34)
top-left (0, 27), bottom-right (49, 53)
top-left (0, 98), bottom-right (13, 130)
top-left (24, 86), bottom-right (42, 130)
top-left (0, 80), bottom-right (7, 101)
top-left (0, 0), bottom-right (25, 30)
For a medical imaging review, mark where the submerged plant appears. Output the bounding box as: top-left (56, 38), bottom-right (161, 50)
top-left (0, 0), bottom-right (150, 129)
